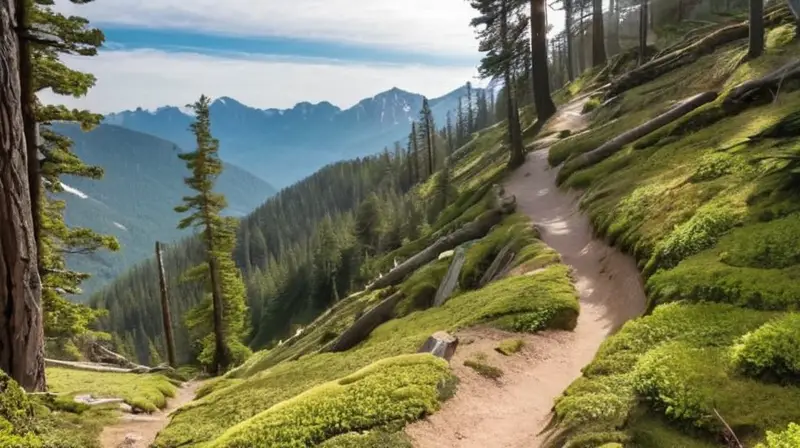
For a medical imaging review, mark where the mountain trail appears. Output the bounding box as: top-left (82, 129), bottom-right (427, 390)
top-left (99, 380), bottom-right (201, 448)
top-left (405, 95), bottom-right (647, 448)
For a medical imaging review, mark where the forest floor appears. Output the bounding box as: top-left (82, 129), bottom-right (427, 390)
top-left (99, 380), bottom-right (201, 448)
top-left (405, 96), bottom-right (647, 448)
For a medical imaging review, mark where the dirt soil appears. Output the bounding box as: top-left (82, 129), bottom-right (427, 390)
top-left (99, 381), bottom-right (201, 448)
top-left (405, 96), bottom-right (647, 448)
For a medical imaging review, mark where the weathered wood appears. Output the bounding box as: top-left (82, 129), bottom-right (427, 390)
top-left (155, 241), bottom-right (176, 367)
top-left (89, 342), bottom-right (139, 369)
top-left (326, 292), bottom-right (405, 353)
top-left (418, 332), bottom-right (459, 362)
top-left (725, 59), bottom-right (800, 105)
top-left (479, 243), bottom-right (516, 287)
top-left (0, 0), bottom-right (46, 392)
top-left (367, 193), bottom-right (516, 291)
top-left (561, 91), bottom-right (718, 178)
top-left (433, 247), bottom-right (467, 307)
top-left (608, 6), bottom-right (793, 97)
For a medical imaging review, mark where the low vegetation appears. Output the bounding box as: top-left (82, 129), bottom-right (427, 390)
top-left (46, 368), bottom-right (177, 413)
top-left (464, 353), bottom-right (504, 379)
top-left (548, 22), bottom-right (800, 448)
top-left (495, 338), bottom-right (525, 356)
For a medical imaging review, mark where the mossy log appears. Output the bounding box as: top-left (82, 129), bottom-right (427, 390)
top-left (559, 91), bottom-right (718, 181)
top-left (607, 6), bottom-right (793, 97)
top-left (326, 292), bottom-right (405, 353)
top-left (725, 60), bottom-right (800, 106)
top-left (88, 342), bottom-right (139, 369)
top-left (433, 247), bottom-right (467, 307)
top-left (367, 191), bottom-right (517, 291)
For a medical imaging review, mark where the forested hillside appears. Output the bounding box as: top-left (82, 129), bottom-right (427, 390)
top-left (53, 123), bottom-right (276, 299)
top-left (90, 89), bottom-right (496, 364)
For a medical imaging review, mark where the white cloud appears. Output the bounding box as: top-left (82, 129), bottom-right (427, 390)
top-left (57, 0), bottom-right (480, 57)
top-left (38, 49), bottom-right (479, 113)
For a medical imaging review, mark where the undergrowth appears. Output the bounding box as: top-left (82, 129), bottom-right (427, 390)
top-left (46, 368), bottom-right (177, 413)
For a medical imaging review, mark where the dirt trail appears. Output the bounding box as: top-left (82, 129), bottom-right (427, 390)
top-left (406, 96), bottom-right (647, 448)
top-left (100, 381), bottom-right (201, 448)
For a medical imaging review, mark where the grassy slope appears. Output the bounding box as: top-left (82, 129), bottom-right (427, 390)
top-left (153, 115), bottom-right (579, 447)
top-left (548, 24), bottom-right (800, 448)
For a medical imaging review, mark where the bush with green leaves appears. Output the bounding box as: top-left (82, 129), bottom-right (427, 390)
top-left (0, 372), bottom-right (41, 448)
top-left (756, 422), bottom-right (800, 448)
top-left (206, 354), bottom-right (453, 447)
top-left (495, 338), bottom-right (525, 356)
top-left (732, 313), bottom-right (800, 382)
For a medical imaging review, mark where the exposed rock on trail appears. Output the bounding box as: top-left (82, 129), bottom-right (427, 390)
top-left (100, 381), bottom-right (201, 448)
top-left (406, 97), bottom-right (647, 448)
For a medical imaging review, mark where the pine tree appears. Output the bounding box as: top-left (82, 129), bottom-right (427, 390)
top-left (591, 0), bottom-right (607, 66)
top-left (529, 0), bottom-right (557, 121)
top-left (409, 122), bottom-right (419, 185)
top-left (466, 81), bottom-right (475, 133)
top-left (418, 98), bottom-right (436, 177)
top-left (456, 96), bottom-right (465, 145)
top-left (355, 193), bottom-right (384, 255)
top-left (175, 95), bottom-right (250, 374)
top-left (446, 111), bottom-right (455, 153)
top-left (748, 0), bottom-right (764, 59)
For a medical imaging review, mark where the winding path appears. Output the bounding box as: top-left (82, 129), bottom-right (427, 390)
top-left (100, 381), bottom-right (201, 448)
top-left (406, 97), bottom-right (647, 448)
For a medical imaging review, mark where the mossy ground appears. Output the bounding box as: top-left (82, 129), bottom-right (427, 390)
top-left (46, 367), bottom-right (177, 413)
top-left (154, 115), bottom-right (579, 447)
top-left (549, 24), bottom-right (800, 448)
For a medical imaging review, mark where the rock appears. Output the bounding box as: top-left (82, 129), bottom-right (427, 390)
top-left (418, 331), bottom-right (459, 362)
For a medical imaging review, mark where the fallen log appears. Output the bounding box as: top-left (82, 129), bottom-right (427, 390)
top-left (88, 343), bottom-right (139, 369)
top-left (724, 59), bottom-right (800, 105)
top-left (479, 242), bottom-right (516, 287)
top-left (433, 247), bottom-right (467, 307)
top-left (367, 191), bottom-right (516, 291)
top-left (326, 292), bottom-right (405, 352)
top-left (607, 6), bottom-right (793, 97)
top-left (45, 358), bottom-right (146, 373)
top-left (559, 91), bottom-right (718, 181)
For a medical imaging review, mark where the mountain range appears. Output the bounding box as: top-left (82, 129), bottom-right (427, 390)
top-left (53, 123), bottom-right (276, 299)
top-left (104, 85), bottom-right (479, 188)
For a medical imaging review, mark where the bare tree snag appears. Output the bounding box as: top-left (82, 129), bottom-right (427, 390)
top-left (326, 292), bottom-right (405, 353)
top-left (367, 193), bottom-right (516, 291)
top-left (0, 0), bottom-right (46, 392)
top-left (479, 242), bottom-right (516, 287)
top-left (560, 91), bottom-right (718, 181)
top-left (156, 241), bottom-right (176, 367)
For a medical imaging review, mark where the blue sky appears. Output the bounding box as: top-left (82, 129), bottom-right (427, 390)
top-left (41, 0), bottom-right (492, 113)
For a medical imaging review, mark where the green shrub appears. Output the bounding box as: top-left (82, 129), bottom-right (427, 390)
top-left (732, 313), bottom-right (800, 382)
top-left (464, 353), bottom-right (504, 379)
top-left (756, 422), bottom-right (800, 448)
top-left (495, 339), bottom-right (525, 356)
top-left (582, 97), bottom-right (602, 113)
top-left (207, 354), bottom-right (452, 447)
top-left (0, 372), bottom-right (41, 448)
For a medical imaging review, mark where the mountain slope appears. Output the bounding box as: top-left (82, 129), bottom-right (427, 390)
top-left (105, 86), bottom-right (479, 187)
top-left (53, 123), bottom-right (276, 299)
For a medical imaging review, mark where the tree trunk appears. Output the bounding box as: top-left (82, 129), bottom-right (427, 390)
top-left (155, 242), bottom-right (176, 367)
top-left (0, 0), bottom-right (46, 392)
top-left (579, 3), bottom-right (586, 73)
top-left (592, 0), bottom-right (607, 66)
top-left (565, 0), bottom-right (576, 81)
top-left (427, 119), bottom-right (435, 176)
top-left (608, 0), bottom-right (622, 55)
top-left (326, 291), bottom-right (404, 352)
top-left (749, 0), bottom-right (764, 59)
top-left (639, 0), bottom-right (649, 65)
top-left (204, 226), bottom-right (230, 375)
top-left (531, 0), bottom-right (557, 121)
top-left (433, 247), bottom-right (467, 307)
top-left (559, 91), bottom-right (718, 182)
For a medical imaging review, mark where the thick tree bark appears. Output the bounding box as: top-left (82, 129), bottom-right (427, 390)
top-left (500, 1), bottom-right (524, 168)
top-left (592, 0), bottom-right (607, 66)
top-left (155, 242), bottom-right (176, 367)
top-left (531, 0), bottom-right (557, 121)
top-left (0, 0), bottom-right (46, 392)
top-left (749, 0), bottom-right (764, 59)
top-left (560, 91), bottom-right (718, 181)
top-left (565, 0), bottom-right (575, 81)
top-left (639, 0), bottom-right (649, 65)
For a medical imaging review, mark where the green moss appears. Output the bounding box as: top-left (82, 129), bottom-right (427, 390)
top-left (756, 422), bottom-right (800, 448)
top-left (397, 258), bottom-right (451, 314)
top-left (732, 313), bottom-right (800, 383)
top-left (720, 213), bottom-right (800, 269)
top-left (464, 352), bottom-right (503, 379)
top-left (318, 430), bottom-right (413, 448)
top-left (207, 354), bottom-right (452, 448)
top-left (495, 338), bottom-right (525, 356)
top-left (0, 372), bottom-right (41, 448)
top-left (46, 368), bottom-right (176, 413)
top-left (195, 377), bottom-right (242, 399)
top-left (581, 97), bottom-right (601, 113)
